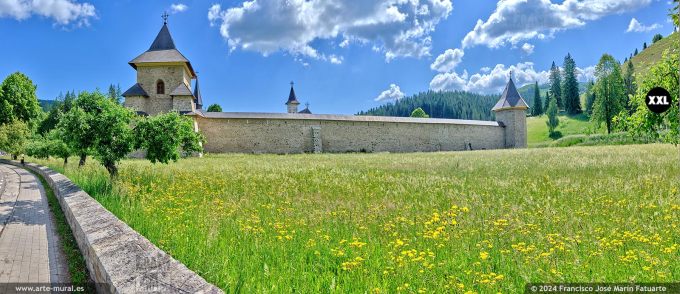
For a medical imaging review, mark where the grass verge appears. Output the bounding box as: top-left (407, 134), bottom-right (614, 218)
top-left (27, 168), bottom-right (95, 293)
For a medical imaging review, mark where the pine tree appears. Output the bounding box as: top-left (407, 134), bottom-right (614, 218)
top-left (634, 48), bottom-right (638, 56)
top-left (531, 81), bottom-right (543, 116)
top-left (652, 34), bottom-right (663, 43)
top-left (561, 53), bottom-right (581, 114)
top-left (585, 80), bottom-right (596, 115)
top-left (623, 61), bottom-right (636, 111)
top-left (544, 91), bottom-right (551, 112)
top-left (549, 61), bottom-right (563, 109)
top-left (107, 84), bottom-right (122, 104)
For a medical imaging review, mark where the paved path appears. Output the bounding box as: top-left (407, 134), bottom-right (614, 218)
top-left (0, 164), bottom-right (70, 290)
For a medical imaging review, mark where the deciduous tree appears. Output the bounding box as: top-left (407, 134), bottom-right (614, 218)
top-left (624, 48), bottom-right (678, 143)
top-left (410, 107), bottom-right (429, 118)
top-left (134, 112), bottom-right (204, 164)
top-left (592, 54), bottom-right (626, 134)
top-left (0, 72), bottom-right (42, 128)
top-left (207, 104), bottom-right (222, 112)
top-left (0, 120), bottom-right (31, 159)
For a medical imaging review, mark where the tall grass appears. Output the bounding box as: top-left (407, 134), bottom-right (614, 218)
top-left (33, 145), bottom-right (680, 293)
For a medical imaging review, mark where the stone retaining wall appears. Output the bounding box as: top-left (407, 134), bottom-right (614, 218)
top-left (0, 159), bottom-right (222, 294)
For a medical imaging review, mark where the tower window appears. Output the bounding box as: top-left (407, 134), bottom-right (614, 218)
top-left (156, 80), bottom-right (165, 94)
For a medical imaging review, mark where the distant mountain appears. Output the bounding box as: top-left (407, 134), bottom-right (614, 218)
top-left (39, 99), bottom-right (57, 112)
top-left (359, 91), bottom-right (499, 121)
top-left (625, 32), bottom-right (678, 75)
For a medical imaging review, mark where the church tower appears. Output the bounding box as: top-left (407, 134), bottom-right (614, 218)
top-left (493, 76), bottom-right (529, 148)
top-left (123, 14), bottom-right (199, 115)
top-left (285, 82), bottom-right (300, 113)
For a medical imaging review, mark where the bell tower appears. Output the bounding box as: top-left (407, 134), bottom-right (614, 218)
top-left (123, 14), bottom-right (199, 115)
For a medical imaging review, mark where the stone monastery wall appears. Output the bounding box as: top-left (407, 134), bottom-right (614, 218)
top-left (194, 113), bottom-right (506, 154)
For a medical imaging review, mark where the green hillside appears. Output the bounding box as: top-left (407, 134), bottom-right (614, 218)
top-left (527, 113), bottom-right (604, 147)
top-left (625, 32), bottom-right (678, 75)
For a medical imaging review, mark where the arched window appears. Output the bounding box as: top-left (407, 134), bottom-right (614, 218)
top-left (156, 80), bottom-right (165, 94)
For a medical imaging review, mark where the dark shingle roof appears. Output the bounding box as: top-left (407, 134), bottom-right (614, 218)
top-left (298, 107), bottom-right (312, 114)
top-left (149, 23), bottom-right (176, 51)
top-left (129, 23), bottom-right (196, 77)
top-left (492, 77), bottom-right (529, 111)
top-left (286, 85), bottom-right (300, 105)
top-left (170, 83), bottom-right (193, 96)
top-left (194, 78), bottom-right (203, 109)
top-left (122, 83), bottom-right (149, 97)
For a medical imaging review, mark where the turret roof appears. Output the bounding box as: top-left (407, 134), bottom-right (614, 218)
top-left (194, 78), bottom-right (203, 109)
top-left (129, 23), bottom-right (196, 77)
top-left (286, 84), bottom-right (300, 105)
top-left (492, 77), bottom-right (529, 111)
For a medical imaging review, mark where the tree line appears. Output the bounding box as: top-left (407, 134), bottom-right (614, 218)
top-left (0, 72), bottom-right (203, 177)
top-left (359, 91), bottom-right (499, 121)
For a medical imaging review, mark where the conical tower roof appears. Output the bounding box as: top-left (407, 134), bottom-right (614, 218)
top-left (194, 78), bottom-right (203, 109)
top-left (492, 77), bottom-right (529, 111)
top-left (148, 23), bottom-right (177, 51)
top-left (286, 82), bottom-right (300, 105)
top-left (129, 22), bottom-right (196, 77)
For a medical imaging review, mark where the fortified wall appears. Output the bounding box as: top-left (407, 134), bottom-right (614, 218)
top-left (192, 113), bottom-right (509, 154)
top-left (123, 21), bottom-right (529, 154)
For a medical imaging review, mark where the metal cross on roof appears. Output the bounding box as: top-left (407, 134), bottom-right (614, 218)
top-left (305, 102), bottom-right (310, 108)
top-left (290, 81), bottom-right (294, 87)
top-left (162, 11), bottom-right (169, 24)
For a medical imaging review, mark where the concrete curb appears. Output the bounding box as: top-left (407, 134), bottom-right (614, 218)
top-left (0, 159), bottom-right (223, 294)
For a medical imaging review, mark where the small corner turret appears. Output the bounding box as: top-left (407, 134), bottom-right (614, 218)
top-left (285, 81), bottom-right (300, 113)
top-left (493, 75), bottom-right (529, 148)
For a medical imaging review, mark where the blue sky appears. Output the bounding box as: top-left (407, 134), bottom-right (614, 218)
top-left (0, 0), bottom-right (675, 114)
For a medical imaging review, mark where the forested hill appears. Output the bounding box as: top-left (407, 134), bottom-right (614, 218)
top-left (358, 91), bottom-right (499, 121)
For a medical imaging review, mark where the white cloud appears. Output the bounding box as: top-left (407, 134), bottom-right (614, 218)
top-left (170, 3), bottom-right (188, 14)
top-left (576, 65), bottom-right (595, 82)
top-left (430, 62), bottom-right (549, 94)
top-left (0, 0), bottom-right (96, 26)
top-left (462, 0), bottom-right (652, 49)
top-left (430, 48), bottom-right (464, 72)
top-left (430, 62), bottom-right (597, 94)
top-left (521, 43), bottom-right (534, 55)
top-left (375, 83), bottom-right (405, 101)
top-left (207, 0), bottom-right (453, 63)
top-left (329, 55), bottom-right (343, 64)
top-left (626, 18), bottom-right (660, 33)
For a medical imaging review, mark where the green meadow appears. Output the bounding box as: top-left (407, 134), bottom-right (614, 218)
top-left (33, 145), bottom-right (679, 293)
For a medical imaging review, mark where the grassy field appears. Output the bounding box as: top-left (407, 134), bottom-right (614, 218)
top-left (527, 113), bottom-right (605, 147)
top-left (34, 145), bottom-right (679, 293)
